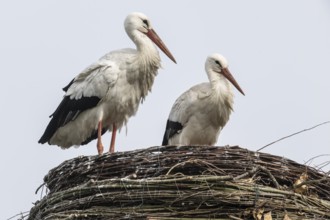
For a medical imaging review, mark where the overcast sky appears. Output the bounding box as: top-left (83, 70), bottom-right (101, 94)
top-left (1, 0), bottom-right (330, 218)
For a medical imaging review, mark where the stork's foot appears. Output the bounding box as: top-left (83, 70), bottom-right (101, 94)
top-left (97, 141), bottom-right (104, 155)
top-left (109, 143), bottom-right (115, 153)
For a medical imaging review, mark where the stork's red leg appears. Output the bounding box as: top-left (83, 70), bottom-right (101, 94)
top-left (109, 124), bottom-right (117, 153)
top-left (96, 121), bottom-right (104, 155)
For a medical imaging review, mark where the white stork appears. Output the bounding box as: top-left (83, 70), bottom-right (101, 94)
top-left (162, 53), bottom-right (244, 146)
top-left (39, 12), bottom-right (176, 155)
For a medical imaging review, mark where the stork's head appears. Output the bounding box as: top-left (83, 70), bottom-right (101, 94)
top-left (206, 53), bottom-right (245, 96)
top-left (124, 12), bottom-right (151, 35)
top-left (124, 12), bottom-right (176, 63)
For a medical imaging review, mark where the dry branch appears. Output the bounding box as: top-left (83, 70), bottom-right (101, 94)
top-left (257, 121), bottom-right (330, 152)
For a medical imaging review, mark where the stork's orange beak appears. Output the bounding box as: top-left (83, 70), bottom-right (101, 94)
top-left (221, 68), bottom-right (245, 95)
top-left (146, 28), bottom-right (177, 64)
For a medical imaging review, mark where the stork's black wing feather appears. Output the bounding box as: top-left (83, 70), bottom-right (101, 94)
top-left (62, 78), bottom-right (74, 92)
top-left (161, 120), bottom-right (183, 145)
top-left (38, 95), bottom-right (101, 144)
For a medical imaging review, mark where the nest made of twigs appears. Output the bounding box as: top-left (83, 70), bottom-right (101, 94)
top-left (28, 146), bottom-right (330, 220)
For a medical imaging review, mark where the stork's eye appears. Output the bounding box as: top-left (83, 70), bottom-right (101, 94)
top-left (142, 19), bottom-right (149, 27)
top-left (215, 60), bottom-right (222, 68)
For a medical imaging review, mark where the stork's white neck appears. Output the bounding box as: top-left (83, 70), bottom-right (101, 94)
top-left (128, 30), bottom-right (161, 100)
top-left (129, 30), bottom-right (161, 68)
top-left (207, 69), bottom-right (234, 109)
top-left (129, 30), bottom-right (157, 58)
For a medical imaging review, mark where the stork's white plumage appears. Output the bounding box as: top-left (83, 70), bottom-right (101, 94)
top-left (39, 12), bottom-right (176, 155)
top-left (162, 53), bottom-right (244, 146)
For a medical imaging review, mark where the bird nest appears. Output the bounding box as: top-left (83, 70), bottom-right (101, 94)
top-left (28, 146), bottom-right (330, 220)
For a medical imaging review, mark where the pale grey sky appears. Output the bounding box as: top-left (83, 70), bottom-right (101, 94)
top-left (1, 1), bottom-right (329, 218)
